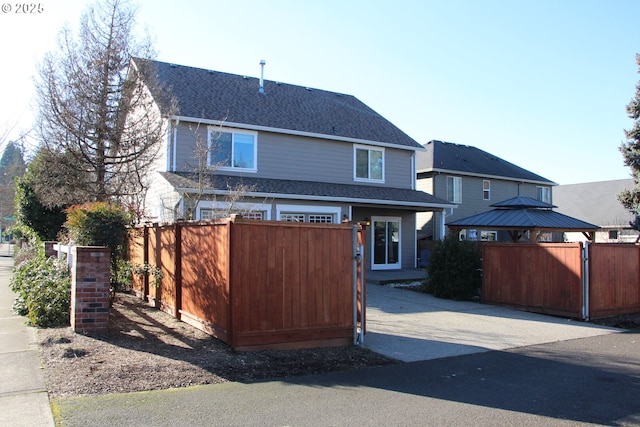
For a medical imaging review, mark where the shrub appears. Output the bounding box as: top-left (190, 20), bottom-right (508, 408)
top-left (421, 236), bottom-right (482, 300)
top-left (10, 255), bottom-right (70, 327)
top-left (66, 202), bottom-right (133, 296)
top-left (65, 202), bottom-right (132, 259)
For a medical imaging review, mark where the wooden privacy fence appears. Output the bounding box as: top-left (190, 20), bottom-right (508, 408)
top-left (483, 243), bottom-right (640, 320)
top-left (128, 217), bottom-right (366, 351)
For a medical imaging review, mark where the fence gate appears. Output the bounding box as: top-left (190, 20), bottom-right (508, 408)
top-left (483, 242), bottom-right (640, 320)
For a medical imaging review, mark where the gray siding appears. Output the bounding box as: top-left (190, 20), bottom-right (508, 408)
top-left (417, 173), bottom-right (553, 239)
top-left (440, 175), bottom-right (548, 222)
top-left (171, 122), bottom-right (414, 189)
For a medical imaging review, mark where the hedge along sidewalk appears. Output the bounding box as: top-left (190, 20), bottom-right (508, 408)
top-left (0, 254), bottom-right (55, 427)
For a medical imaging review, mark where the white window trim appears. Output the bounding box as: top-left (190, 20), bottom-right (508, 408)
top-left (483, 179), bottom-right (490, 201)
top-left (197, 201), bottom-right (272, 220)
top-left (207, 126), bottom-right (258, 173)
top-left (353, 144), bottom-right (385, 183)
top-left (276, 204), bottom-right (341, 223)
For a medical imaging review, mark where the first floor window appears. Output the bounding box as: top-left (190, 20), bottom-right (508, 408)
top-left (480, 230), bottom-right (497, 241)
top-left (208, 127), bottom-right (257, 171)
top-left (308, 214), bottom-right (334, 223)
top-left (281, 213), bottom-right (306, 222)
top-left (281, 213), bottom-right (335, 223)
top-left (447, 176), bottom-right (462, 203)
top-left (200, 208), bottom-right (264, 220)
top-left (354, 145), bottom-right (384, 181)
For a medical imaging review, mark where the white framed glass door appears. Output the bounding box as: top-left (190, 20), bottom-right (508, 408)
top-left (371, 216), bottom-right (401, 270)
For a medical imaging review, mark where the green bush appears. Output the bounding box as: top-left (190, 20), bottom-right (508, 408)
top-left (421, 236), bottom-right (482, 300)
top-left (10, 255), bottom-right (70, 327)
top-left (65, 202), bottom-right (132, 259)
top-left (66, 202), bottom-right (133, 296)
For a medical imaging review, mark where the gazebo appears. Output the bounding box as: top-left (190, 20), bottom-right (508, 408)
top-left (447, 196), bottom-right (600, 243)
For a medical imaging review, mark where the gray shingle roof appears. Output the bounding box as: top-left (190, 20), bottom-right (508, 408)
top-left (553, 179), bottom-right (634, 228)
top-left (134, 58), bottom-right (421, 149)
top-left (416, 140), bottom-right (555, 184)
top-left (160, 172), bottom-right (454, 209)
top-left (448, 196), bottom-right (598, 230)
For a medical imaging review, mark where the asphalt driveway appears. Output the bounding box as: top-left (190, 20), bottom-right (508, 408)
top-left (363, 283), bottom-right (620, 362)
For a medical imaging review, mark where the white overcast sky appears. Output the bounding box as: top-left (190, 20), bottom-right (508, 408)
top-left (1, 0), bottom-right (640, 185)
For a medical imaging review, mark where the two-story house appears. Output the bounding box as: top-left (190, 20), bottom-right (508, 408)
top-left (416, 140), bottom-right (556, 242)
top-left (132, 58), bottom-right (453, 271)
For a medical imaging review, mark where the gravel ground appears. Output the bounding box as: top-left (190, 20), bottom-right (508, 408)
top-left (37, 292), bottom-right (397, 398)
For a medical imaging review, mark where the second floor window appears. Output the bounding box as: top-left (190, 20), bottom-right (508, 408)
top-left (537, 186), bottom-right (551, 203)
top-left (483, 180), bottom-right (490, 201)
top-left (447, 176), bottom-right (462, 203)
top-left (208, 127), bottom-right (257, 171)
top-left (354, 145), bottom-right (384, 182)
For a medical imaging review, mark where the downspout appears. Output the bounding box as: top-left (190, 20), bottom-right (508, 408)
top-left (172, 123), bottom-right (178, 171)
top-left (411, 152), bottom-right (416, 190)
top-left (440, 208), bottom-right (453, 240)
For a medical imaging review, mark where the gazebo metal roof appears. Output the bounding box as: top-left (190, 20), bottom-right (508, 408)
top-left (448, 196), bottom-right (600, 242)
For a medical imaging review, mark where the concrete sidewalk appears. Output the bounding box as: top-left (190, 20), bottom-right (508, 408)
top-left (364, 282), bottom-right (620, 362)
top-left (0, 255), bottom-right (55, 427)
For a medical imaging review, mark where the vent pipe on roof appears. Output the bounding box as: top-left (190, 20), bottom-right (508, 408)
top-left (259, 59), bottom-right (266, 94)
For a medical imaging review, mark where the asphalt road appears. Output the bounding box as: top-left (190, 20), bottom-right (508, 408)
top-left (53, 330), bottom-right (640, 426)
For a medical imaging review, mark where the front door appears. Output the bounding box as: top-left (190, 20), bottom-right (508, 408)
top-left (371, 216), bottom-right (401, 270)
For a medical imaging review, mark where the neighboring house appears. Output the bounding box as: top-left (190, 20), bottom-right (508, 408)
top-left (554, 179), bottom-right (638, 243)
top-left (416, 140), bottom-right (556, 242)
top-left (132, 58), bottom-right (454, 271)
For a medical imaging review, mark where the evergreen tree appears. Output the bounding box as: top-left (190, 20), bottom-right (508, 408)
top-left (14, 149), bottom-right (66, 241)
top-left (0, 141), bottom-right (26, 232)
top-left (619, 54), bottom-right (640, 241)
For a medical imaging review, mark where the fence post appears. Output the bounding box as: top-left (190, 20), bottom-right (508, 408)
top-left (143, 225), bottom-right (150, 299)
top-left (581, 241), bottom-right (590, 321)
top-left (174, 221), bottom-right (182, 320)
top-left (70, 246), bottom-right (111, 333)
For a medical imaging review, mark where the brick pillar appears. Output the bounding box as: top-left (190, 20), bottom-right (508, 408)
top-left (71, 246), bottom-right (111, 333)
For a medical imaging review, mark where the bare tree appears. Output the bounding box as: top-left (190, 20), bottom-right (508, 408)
top-left (34, 0), bottom-right (174, 208)
top-left (173, 120), bottom-right (263, 221)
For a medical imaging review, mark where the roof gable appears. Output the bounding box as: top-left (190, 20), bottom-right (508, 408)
top-left (134, 58), bottom-right (421, 149)
top-left (417, 140), bottom-right (555, 184)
